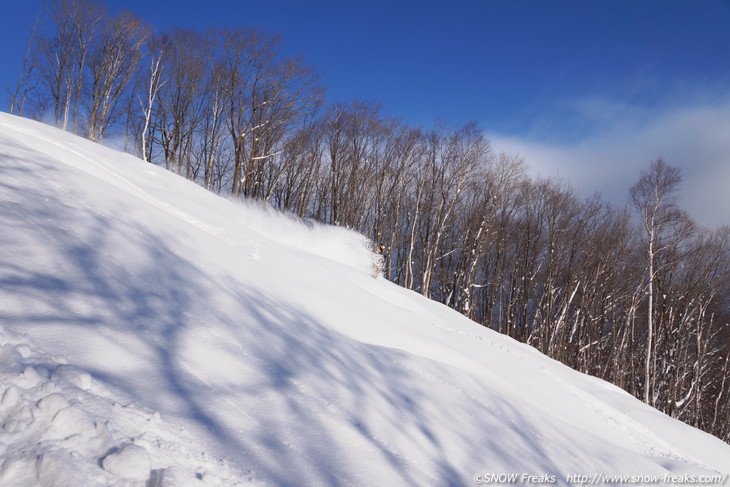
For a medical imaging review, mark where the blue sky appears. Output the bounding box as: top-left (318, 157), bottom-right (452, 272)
top-left (2, 0), bottom-right (730, 225)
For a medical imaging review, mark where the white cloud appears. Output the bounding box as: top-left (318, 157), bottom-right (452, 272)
top-left (489, 96), bottom-right (730, 228)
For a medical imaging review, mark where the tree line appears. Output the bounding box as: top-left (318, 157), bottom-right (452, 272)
top-left (9, 0), bottom-right (730, 442)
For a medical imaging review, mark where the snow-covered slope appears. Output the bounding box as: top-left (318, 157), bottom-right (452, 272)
top-left (1, 112), bottom-right (728, 486)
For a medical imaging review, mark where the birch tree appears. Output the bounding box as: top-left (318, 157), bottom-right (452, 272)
top-left (138, 36), bottom-right (166, 162)
top-left (86, 11), bottom-right (149, 141)
top-left (629, 157), bottom-right (694, 405)
top-left (37, 0), bottom-right (103, 131)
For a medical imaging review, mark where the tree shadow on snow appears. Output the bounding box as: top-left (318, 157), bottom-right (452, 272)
top-left (0, 141), bottom-right (567, 486)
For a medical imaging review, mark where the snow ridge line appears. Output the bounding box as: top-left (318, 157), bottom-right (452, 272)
top-left (0, 117), bottom-right (260, 261)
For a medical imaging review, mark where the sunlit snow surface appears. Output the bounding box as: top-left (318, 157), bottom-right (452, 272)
top-left (0, 112), bottom-right (728, 486)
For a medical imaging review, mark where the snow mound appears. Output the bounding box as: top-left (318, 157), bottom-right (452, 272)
top-left (101, 443), bottom-right (151, 480)
top-left (0, 328), bottom-right (251, 486)
top-left (229, 199), bottom-right (382, 277)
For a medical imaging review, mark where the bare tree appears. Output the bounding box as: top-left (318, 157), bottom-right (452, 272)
top-left (9, 13), bottom-right (43, 116)
top-left (86, 11), bottom-right (149, 141)
top-left (629, 157), bottom-right (695, 405)
top-left (218, 27), bottom-right (277, 197)
top-left (137, 36), bottom-right (166, 161)
top-left (35, 0), bottom-right (103, 130)
top-left (419, 122), bottom-right (486, 299)
top-left (153, 29), bottom-right (208, 175)
top-left (200, 50), bottom-right (229, 189)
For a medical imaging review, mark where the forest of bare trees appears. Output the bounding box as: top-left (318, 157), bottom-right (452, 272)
top-left (9, 0), bottom-right (730, 442)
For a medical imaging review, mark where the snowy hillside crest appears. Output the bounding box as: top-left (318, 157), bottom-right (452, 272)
top-left (1, 112), bottom-right (729, 485)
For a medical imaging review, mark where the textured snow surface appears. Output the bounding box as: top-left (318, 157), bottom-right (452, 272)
top-left (1, 112), bottom-right (729, 486)
top-left (0, 328), bottom-right (250, 486)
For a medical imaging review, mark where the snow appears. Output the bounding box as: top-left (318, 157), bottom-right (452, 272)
top-left (0, 111), bottom-right (728, 486)
top-left (101, 443), bottom-right (152, 480)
